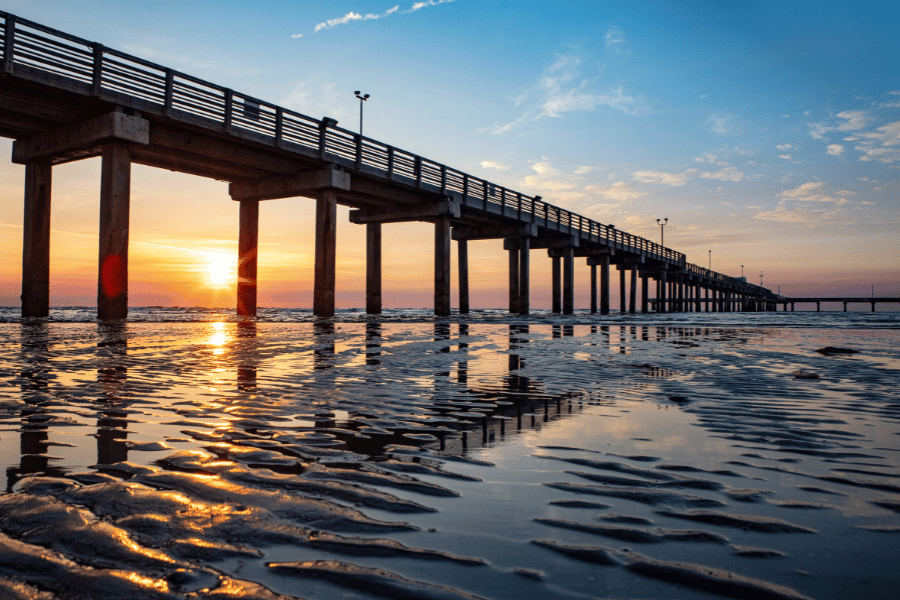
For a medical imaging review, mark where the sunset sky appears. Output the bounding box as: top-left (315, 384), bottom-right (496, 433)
top-left (1, 0), bottom-right (898, 309)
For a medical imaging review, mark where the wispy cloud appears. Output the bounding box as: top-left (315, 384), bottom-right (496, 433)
top-left (698, 166), bottom-right (744, 182)
top-left (585, 182), bottom-right (646, 202)
top-left (605, 26), bottom-right (625, 50)
top-left (313, 5), bottom-right (400, 32)
top-left (406, 0), bottom-right (458, 13)
top-left (780, 181), bottom-right (845, 204)
top-left (482, 53), bottom-right (648, 134)
top-left (632, 170), bottom-right (688, 186)
top-left (481, 161), bottom-right (506, 170)
top-left (854, 120), bottom-right (900, 164)
top-left (827, 144), bottom-right (844, 155)
top-left (706, 113), bottom-right (734, 134)
top-left (308, 1), bottom-right (457, 35)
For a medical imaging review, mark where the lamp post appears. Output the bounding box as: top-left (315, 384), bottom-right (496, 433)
top-left (656, 218), bottom-right (667, 246)
top-left (708, 250), bottom-right (711, 271)
top-left (353, 91), bottom-right (370, 137)
top-left (760, 272), bottom-right (764, 286)
top-left (741, 265), bottom-right (744, 278)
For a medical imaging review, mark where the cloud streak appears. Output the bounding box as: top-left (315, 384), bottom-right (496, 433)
top-left (483, 52), bottom-right (648, 134)
top-left (309, 1), bottom-right (458, 34)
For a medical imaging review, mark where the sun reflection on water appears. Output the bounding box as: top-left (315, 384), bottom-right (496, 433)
top-left (207, 322), bottom-right (230, 355)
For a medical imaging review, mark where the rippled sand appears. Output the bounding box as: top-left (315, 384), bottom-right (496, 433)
top-left (0, 320), bottom-right (898, 599)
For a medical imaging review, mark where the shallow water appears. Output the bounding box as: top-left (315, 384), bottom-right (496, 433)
top-left (0, 312), bottom-right (898, 599)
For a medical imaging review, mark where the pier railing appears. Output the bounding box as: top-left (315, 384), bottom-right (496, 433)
top-left (1, 11), bottom-right (768, 290)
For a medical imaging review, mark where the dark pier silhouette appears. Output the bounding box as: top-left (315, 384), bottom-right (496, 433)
top-left (1, 12), bottom-right (782, 319)
top-left (768, 297), bottom-right (900, 312)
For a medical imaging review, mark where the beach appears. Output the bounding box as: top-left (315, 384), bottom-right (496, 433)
top-left (0, 309), bottom-right (898, 599)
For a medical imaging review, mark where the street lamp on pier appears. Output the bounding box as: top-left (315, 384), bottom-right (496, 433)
top-left (656, 218), bottom-right (667, 246)
top-left (760, 272), bottom-right (764, 286)
top-left (708, 250), bottom-right (711, 271)
top-left (353, 91), bottom-right (370, 137)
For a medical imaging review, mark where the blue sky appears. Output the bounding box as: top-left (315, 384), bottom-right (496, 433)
top-left (1, 0), bottom-right (898, 305)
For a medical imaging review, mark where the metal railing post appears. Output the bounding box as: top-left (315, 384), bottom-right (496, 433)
top-left (2, 15), bottom-right (15, 74)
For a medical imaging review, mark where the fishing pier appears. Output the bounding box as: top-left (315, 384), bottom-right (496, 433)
top-left (0, 12), bottom-right (779, 319)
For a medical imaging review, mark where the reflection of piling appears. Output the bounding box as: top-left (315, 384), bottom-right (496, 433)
top-left (8, 323), bottom-right (55, 490)
top-left (96, 322), bottom-right (129, 465)
top-left (365, 322), bottom-right (382, 366)
top-left (236, 321), bottom-right (259, 391)
top-left (457, 324), bottom-right (469, 385)
top-left (313, 322), bottom-right (335, 370)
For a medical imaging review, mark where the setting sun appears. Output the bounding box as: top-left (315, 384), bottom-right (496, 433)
top-left (205, 252), bottom-right (235, 287)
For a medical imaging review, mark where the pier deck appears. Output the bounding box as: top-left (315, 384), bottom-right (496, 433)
top-left (0, 12), bottom-right (779, 318)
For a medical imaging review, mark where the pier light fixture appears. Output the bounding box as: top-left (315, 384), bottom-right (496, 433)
top-left (354, 91), bottom-right (370, 137)
top-left (760, 272), bottom-right (764, 286)
top-left (656, 218), bottom-right (667, 246)
top-left (708, 250), bottom-right (711, 271)
top-left (741, 265), bottom-right (744, 278)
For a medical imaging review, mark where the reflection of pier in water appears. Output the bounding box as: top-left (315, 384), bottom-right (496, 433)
top-left (5, 322), bottom-right (753, 485)
top-left (219, 322), bottom-right (597, 457)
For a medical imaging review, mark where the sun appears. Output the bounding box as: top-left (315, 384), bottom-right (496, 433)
top-left (205, 252), bottom-right (235, 287)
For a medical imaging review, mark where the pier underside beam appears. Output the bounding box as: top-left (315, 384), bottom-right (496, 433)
top-left (229, 168), bottom-right (351, 202)
top-left (454, 224), bottom-right (537, 241)
top-left (22, 159), bottom-right (52, 318)
top-left (237, 199), bottom-right (259, 317)
top-left (12, 111), bottom-right (149, 165)
top-left (349, 199), bottom-right (460, 224)
top-left (97, 142), bottom-right (131, 320)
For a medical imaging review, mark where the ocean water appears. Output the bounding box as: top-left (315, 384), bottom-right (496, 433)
top-left (0, 308), bottom-right (898, 599)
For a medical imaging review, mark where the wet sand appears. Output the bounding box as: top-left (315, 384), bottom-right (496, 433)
top-left (0, 319), bottom-right (898, 599)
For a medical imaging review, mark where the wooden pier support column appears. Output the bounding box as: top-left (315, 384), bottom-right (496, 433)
top-left (519, 236), bottom-right (530, 314)
top-left (590, 264), bottom-right (597, 314)
top-left (22, 160), bottom-right (52, 318)
top-left (458, 239), bottom-right (469, 314)
top-left (237, 199), bottom-right (259, 317)
top-left (658, 270), bottom-right (667, 313)
top-left (366, 223), bottom-right (382, 314)
top-left (641, 274), bottom-right (649, 313)
top-left (434, 217), bottom-right (451, 316)
top-left (314, 188), bottom-right (337, 317)
top-left (508, 246), bottom-right (520, 313)
top-left (677, 280), bottom-right (684, 312)
top-left (629, 264), bottom-right (637, 314)
top-left (552, 256), bottom-right (561, 314)
top-left (600, 255), bottom-right (610, 315)
top-left (619, 266), bottom-right (627, 314)
top-left (563, 247), bottom-right (575, 315)
top-left (97, 142), bottom-right (131, 320)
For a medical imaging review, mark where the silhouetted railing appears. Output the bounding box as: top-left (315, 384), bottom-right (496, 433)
top-left (1, 12), bottom-right (770, 294)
